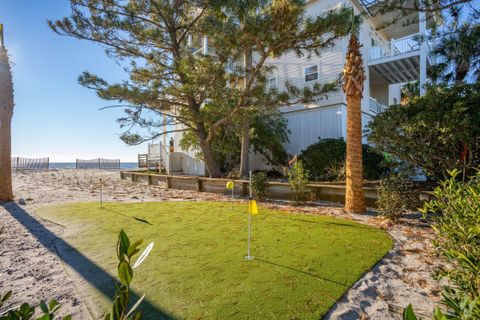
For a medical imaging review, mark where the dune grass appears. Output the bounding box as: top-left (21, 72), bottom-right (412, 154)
top-left (37, 201), bottom-right (392, 319)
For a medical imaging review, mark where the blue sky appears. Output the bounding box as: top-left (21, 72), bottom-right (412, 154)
top-left (0, 0), bottom-right (148, 162)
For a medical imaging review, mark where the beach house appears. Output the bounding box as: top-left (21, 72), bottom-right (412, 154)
top-left (147, 0), bottom-right (439, 175)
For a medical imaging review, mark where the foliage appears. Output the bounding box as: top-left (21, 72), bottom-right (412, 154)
top-left (36, 201), bottom-right (392, 319)
top-left (427, 7), bottom-right (480, 84)
top-left (0, 294), bottom-right (70, 320)
top-left (49, 0), bottom-right (354, 177)
top-left (300, 138), bottom-right (385, 181)
top-left (419, 169), bottom-right (480, 319)
top-left (325, 161), bottom-right (346, 182)
top-left (366, 83), bottom-right (480, 181)
top-left (179, 111), bottom-right (289, 174)
top-left (105, 230), bottom-right (153, 320)
top-left (251, 172), bottom-right (268, 201)
top-left (287, 161), bottom-right (310, 203)
top-left (377, 172), bottom-right (419, 221)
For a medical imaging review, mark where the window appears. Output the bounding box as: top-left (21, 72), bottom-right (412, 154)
top-left (267, 77), bottom-right (277, 90)
top-left (305, 65), bottom-right (318, 82)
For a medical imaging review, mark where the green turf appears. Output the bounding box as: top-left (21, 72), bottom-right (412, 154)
top-left (37, 201), bottom-right (392, 319)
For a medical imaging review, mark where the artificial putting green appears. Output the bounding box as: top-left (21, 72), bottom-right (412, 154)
top-left (37, 201), bottom-right (392, 319)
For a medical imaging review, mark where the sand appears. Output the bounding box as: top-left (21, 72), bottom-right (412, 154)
top-left (0, 169), bottom-right (442, 319)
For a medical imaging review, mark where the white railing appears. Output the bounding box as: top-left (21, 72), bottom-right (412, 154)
top-left (369, 97), bottom-right (386, 113)
top-left (160, 143), bottom-right (170, 173)
top-left (369, 34), bottom-right (420, 61)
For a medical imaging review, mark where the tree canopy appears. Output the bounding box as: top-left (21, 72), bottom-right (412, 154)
top-left (50, 0), bottom-right (354, 177)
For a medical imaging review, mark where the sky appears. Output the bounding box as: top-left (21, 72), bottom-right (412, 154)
top-left (0, 0), bottom-right (149, 162)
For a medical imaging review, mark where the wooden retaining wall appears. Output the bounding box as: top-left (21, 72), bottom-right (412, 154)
top-left (119, 171), bottom-right (405, 207)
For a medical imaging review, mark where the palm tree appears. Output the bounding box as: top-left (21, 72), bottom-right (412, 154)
top-left (429, 9), bottom-right (480, 84)
top-left (343, 32), bottom-right (366, 214)
top-left (0, 24), bottom-right (14, 202)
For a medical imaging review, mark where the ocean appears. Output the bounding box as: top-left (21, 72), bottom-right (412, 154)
top-left (48, 162), bottom-right (138, 169)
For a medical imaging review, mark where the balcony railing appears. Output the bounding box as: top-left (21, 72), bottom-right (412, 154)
top-left (369, 97), bottom-right (386, 113)
top-left (369, 34), bottom-right (420, 61)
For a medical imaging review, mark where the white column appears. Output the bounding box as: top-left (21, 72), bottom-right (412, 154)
top-left (419, 11), bottom-right (427, 95)
top-left (203, 35), bottom-right (208, 55)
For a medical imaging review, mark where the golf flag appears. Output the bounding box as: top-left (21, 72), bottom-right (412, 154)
top-left (249, 200), bottom-right (258, 215)
top-left (226, 181), bottom-right (234, 189)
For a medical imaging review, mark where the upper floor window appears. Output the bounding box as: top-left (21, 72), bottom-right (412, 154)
top-left (305, 65), bottom-right (318, 82)
top-left (267, 77), bottom-right (277, 90)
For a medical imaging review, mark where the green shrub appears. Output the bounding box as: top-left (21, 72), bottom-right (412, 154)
top-left (300, 138), bottom-right (385, 181)
top-left (251, 172), bottom-right (268, 201)
top-left (288, 161), bottom-right (310, 204)
top-left (377, 173), bottom-right (419, 221)
top-left (419, 169), bottom-right (480, 319)
top-left (367, 83), bottom-right (480, 181)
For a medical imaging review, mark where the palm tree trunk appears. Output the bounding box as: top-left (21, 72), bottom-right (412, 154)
top-left (345, 94), bottom-right (365, 213)
top-left (0, 36), bottom-right (14, 202)
top-left (343, 34), bottom-right (366, 214)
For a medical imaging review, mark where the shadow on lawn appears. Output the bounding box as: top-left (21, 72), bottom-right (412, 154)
top-left (102, 208), bottom-right (153, 225)
top-left (255, 258), bottom-right (349, 288)
top-left (1, 202), bottom-right (174, 320)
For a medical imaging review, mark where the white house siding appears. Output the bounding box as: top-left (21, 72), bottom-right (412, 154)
top-left (283, 104), bottom-right (344, 155)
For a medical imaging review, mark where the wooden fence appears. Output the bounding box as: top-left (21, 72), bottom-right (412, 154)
top-left (120, 171), bottom-right (415, 207)
top-left (11, 157), bottom-right (49, 170)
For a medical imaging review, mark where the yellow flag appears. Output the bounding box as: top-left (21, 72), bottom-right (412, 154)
top-left (249, 200), bottom-right (258, 215)
top-left (226, 181), bottom-right (234, 189)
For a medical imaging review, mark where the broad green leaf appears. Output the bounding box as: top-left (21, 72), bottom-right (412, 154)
top-left (118, 261), bottom-right (133, 286)
top-left (403, 304), bottom-right (418, 320)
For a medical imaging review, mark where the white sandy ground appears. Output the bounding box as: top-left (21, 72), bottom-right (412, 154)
top-left (0, 170), bottom-right (443, 319)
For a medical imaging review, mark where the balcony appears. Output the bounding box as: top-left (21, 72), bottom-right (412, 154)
top-left (369, 35), bottom-right (419, 62)
top-left (369, 97), bottom-right (386, 114)
top-left (368, 34), bottom-right (421, 84)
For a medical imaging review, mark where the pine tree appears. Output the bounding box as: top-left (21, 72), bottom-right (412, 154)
top-left (50, 0), bottom-right (353, 177)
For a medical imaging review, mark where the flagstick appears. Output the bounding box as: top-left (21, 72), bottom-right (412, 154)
top-left (245, 171), bottom-right (254, 261)
top-left (231, 187), bottom-right (234, 211)
top-left (100, 178), bottom-right (103, 209)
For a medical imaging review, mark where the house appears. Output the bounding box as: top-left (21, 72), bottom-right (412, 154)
top-left (150, 0), bottom-right (439, 176)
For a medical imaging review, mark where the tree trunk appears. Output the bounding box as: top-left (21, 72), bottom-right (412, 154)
top-left (343, 34), bottom-right (366, 214)
top-left (196, 127), bottom-right (222, 178)
top-left (345, 94), bottom-right (365, 213)
top-left (239, 121), bottom-right (250, 177)
top-left (0, 40), bottom-right (14, 202)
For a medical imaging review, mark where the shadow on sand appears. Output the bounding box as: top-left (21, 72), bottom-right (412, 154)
top-left (1, 202), bottom-right (175, 320)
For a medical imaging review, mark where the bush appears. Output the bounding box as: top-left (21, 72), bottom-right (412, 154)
top-left (376, 173), bottom-right (419, 221)
top-left (418, 169), bottom-right (480, 319)
top-left (300, 138), bottom-right (385, 181)
top-left (367, 83), bottom-right (480, 181)
top-left (251, 172), bottom-right (268, 201)
top-left (287, 161), bottom-right (310, 204)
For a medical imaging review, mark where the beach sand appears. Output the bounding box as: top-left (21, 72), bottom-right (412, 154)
top-left (0, 169), bottom-right (442, 319)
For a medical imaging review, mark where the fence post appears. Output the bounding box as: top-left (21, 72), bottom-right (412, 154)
top-left (16, 156), bottom-right (19, 171)
top-left (98, 158), bottom-right (101, 170)
top-left (166, 176), bottom-right (171, 189)
top-left (197, 178), bottom-right (204, 192)
top-left (46, 157), bottom-right (49, 170)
